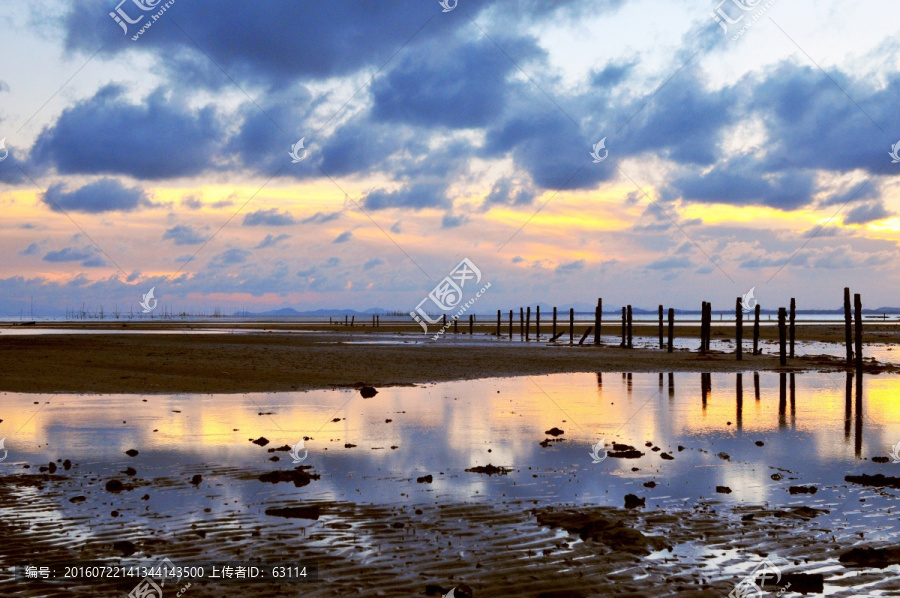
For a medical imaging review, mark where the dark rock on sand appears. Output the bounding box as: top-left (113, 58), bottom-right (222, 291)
top-left (608, 448), bottom-right (644, 459)
top-left (780, 573), bottom-right (824, 594)
top-left (643, 481), bottom-right (657, 488)
top-left (417, 475), bottom-right (433, 483)
top-left (545, 427), bottom-right (565, 437)
top-left (69, 495), bottom-right (86, 503)
top-left (771, 473), bottom-right (783, 481)
top-left (267, 445), bottom-right (291, 452)
top-left (105, 479), bottom-right (125, 492)
top-left (359, 386), bottom-right (378, 398)
top-left (465, 464), bottom-right (510, 476)
top-left (872, 456), bottom-right (889, 463)
top-left (539, 438), bottom-right (564, 447)
top-left (716, 486), bottom-right (732, 494)
top-left (845, 474), bottom-right (900, 489)
top-left (788, 485), bottom-right (817, 494)
top-left (755, 441), bottom-right (765, 446)
top-left (344, 443), bottom-right (357, 448)
top-left (839, 546), bottom-right (900, 568)
top-left (251, 437), bottom-right (269, 446)
top-left (717, 452), bottom-right (731, 461)
top-left (125, 449), bottom-right (139, 457)
top-left (190, 475), bottom-right (202, 485)
top-left (47, 462), bottom-right (57, 474)
top-left (624, 494), bottom-right (645, 509)
top-left (258, 466), bottom-right (321, 488)
top-left (63, 459), bottom-right (72, 470)
top-left (265, 505), bottom-right (321, 520)
top-left (535, 508), bottom-right (668, 556)
top-left (660, 452), bottom-right (674, 460)
top-left (113, 540), bottom-right (136, 556)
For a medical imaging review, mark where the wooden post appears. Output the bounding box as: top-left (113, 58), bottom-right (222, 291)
top-left (735, 297), bottom-right (742, 361)
top-left (454, 316), bottom-right (458, 334)
top-left (578, 326), bottom-right (593, 345)
top-left (496, 310), bottom-right (501, 337)
top-left (626, 305), bottom-right (633, 348)
top-left (753, 304), bottom-right (760, 355)
top-left (469, 314), bottom-right (473, 335)
top-left (789, 297), bottom-right (796, 358)
top-left (345, 315), bottom-right (348, 326)
top-left (700, 302), bottom-right (707, 355)
top-left (778, 307), bottom-right (787, 366)
top-left (552, 307), bottom-right (557, 339)
top-left (621, 307), bottom-right (627, 347)
top-left (520, 307), bottom-right (524, 339)
top-left (854, 293), bottom-right (863, 370)
top-left (372, 314), bottom-right (375, 326)
top-left (508, 310), bottom-right (513, 340)
top-left (569, 308), bottom-right (575, 345)
top-left (705, 302), bottom-right (712, 352)
top-left (351, 315), bottom-right (355, 326)
top-left (443, 314), bottom-right (447, 329)
top-left (525, 307), bottom-right (531, 340)
top-left (536, 306), bottom-right (541, 340)
top-left (377, 315), bottom-right (379, 327)
top-left (658, 305), bottom-right (664, 349)
top-left (844, 288), bottom-right (853, 365)
top-left (667, 308), bottom-right (674, 353)
top-left (594, 298), bottom-right (602, 345)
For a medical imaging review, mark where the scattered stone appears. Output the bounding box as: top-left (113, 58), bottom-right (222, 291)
top-left (344, 443), bottom-right (357, 448)
top-left (258, 467), bottom-right (320, 488)
top-left (267, 445), bottom-right (291, 452)
top-left (465, 464), bottom-right (510, 476)
top-left (651, 447), bottom-right (660, 452)
top-left (623, 494), bottom-right (645, 509)
top-left (125, 449), bottom-right (139, 457)
top-left (677, 445), bottom-right (685, 452)
top-left (771, 473), bottom-right (783, 481)
top-left (416, 475), bottom-right (433, 484)
top-left (660, 452), bottom-right (674, 460)
top-left (113, 541), bottom-right (136, 556)
top-left (105, 479), bottom-right (124, 493)
top-left (845, 474), bottom-right (900, 489)
top-left (643, 481), bottom-right (657, 488)
top-left (359, 386), bottom-right (378, 398)
top-left (539, 438), bottom-right (564, 448)
top-left (716, 486), bottom-right (732, 494)
top-left (141, 494), bottom-right (150, 501)
top-left (755, 441), bottom-right (765, 447)
top-left (789, 485), bottom-right (817, 495)
top-left (69, 495), bottom-right (86, 503)
top-left (535, 508), bottom-right (667, 556)
top-left (265, 506), bottom-right (321, 520)
top-left (190, 475), bottom-right (202, 485)
top-left (872, 456), bottom-right (890, 463)
top-left (111, 510), bottom-right (119, 517)
top-left (332, 418), bottom-right (341, 422)
top-left (63, 460), bottom-right (72, 470)
top-left (839, 546), bottom-right (900, 568)
top-left (779, 573), bottom-right (824, 594)
top-left (123, 467), bottom-right (137, 477)
top-left (717, 452), bottom-right (731, 461)
top-left (544, 427), bottom-right (565, 437)
top-left (47, 462), bottom-right (57, 474)
top-left (385, 419), bottom-right (392, 423)
top-left (251, 437), bottom-right (269, 447)
top-left (644, 441), bottom-right (653, 447)
top-left (269, 456), bottom-right (280, 462)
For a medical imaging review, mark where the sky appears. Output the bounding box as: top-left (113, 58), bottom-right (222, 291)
top-left (1, 0), bottom-right (900, 316)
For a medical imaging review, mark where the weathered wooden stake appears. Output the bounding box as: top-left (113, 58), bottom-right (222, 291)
top-left (525, 306), bottom-right (531, 341)
top-left (667, 308), bottom-right (674, 353)
top-left (351, 315), bottom-right (355, 326)
top-left (520, 307), bottom-right (525, 339)
top-left (621, 307), bottom-right (627, 347)
top-left (844, 287), bottom-right (853, 365)
top-left (700, 302), bottom-right (707, 355)
top-left (854, 293), bottom-right (863, 371)
top-left (658, 305), bottom-right (664, 349)
top-left (705, 302), bottom-right (712, 352)
top-left (550, 331), bottom-right (564, 342)
top-left (442, 314), bottom-right (447, 329)
top-left (626, 305), bottom-right (633, 348)
top-left (753, 304), bottom-right (760, 355)
top-left (553, 307), bottom-right (557, 339)
top-left (454, 316), bottom-right (458, 334)
top-left (789, 297), bottom-right (796, 358)
top-left (778, 307), bottom-right (787, 366)
top-left (569, 308), bottom-right (575, 345)
top-left (578, 327), bottom-right (593, 345)
top-left (536, 306), bottom-right (541, 340)
top-left (496, 310), bottom-right (501, 337)
top-left (372, 314), bottom-right (376, 326)
top-left (469, 314), bottom-right (473, 335)
top-left (594, 298), bottom-right (602, 345)
top-left (508, 310), bottom-right (513, 340)
top-left (735, 297), bottom-right (743, 361)
top-left (345, 315), bottom-right (348, 326)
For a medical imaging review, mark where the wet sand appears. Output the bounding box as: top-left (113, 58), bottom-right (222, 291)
top-left (0, 328), bottom-right (892, 394)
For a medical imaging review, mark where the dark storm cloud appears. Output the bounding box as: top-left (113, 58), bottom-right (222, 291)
top-left (42, 178), bottom-right (149, 213)
top-left (843, 201), bottom-right (891, 225)
top-left (31, 85), bottom-right (223, 180)
top-left (363, 182), bottom-right (449, 211)
top-left (672, 161), bottom-right (816, 210)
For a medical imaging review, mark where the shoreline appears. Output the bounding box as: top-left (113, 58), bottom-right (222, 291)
top-left (0, 328), bottom-right (892, 394)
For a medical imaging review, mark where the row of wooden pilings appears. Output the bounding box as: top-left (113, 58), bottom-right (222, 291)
top-left (489, 288), bottom-right (864, 369)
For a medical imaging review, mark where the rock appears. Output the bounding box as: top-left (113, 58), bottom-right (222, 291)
top-left (677, 445), bottom-right (685, 452)
top-left (651, 447), bottom-right (660, 452)
top-left (105, 479), bottom-right (124, 492)
top-left (63, 460), bottom-right (72, 470)
top-left (539, 438), bottom-right (564, 448)
top-left (269, 456), bottom-right (279, 462)
top-left (258, 467), bottom-right (320, 488)
top-left (544, 427), bottom-right (565, 437)
top-left (755, 441), bottom-right (765, 446)
top-left (359, 386), bottom-right (378, 398)
top-left (141, 494), bottom-right (150, 500)
top-left (267, 445), bottom-right (291, 452)
top-left (788, 485), bottom-right (817, 494)
top-left (716, 486), bottom-right (732, 494)
top-left (535, 508), bottom-right (668, 555)
top-left (623, 494), bottom-right (645, 509)
top-left (47, 462), bottom-right (57, 474)
top-left (845, 474), bottom-right (900, 489)
top-left (660, 452), bottom-right (674, 460)
top-left (872, 456), bottom-right (890, 463)
top-left (717, 452), bottom-right (731, 461)
top-left (190, 475), bottom-right (202, 485)
top-left (265, 506), bottom-right (321, 520)
top-left (125, 449), bottom-right (139, 457)
top-left (465, 464), bottom-right (510, 476)
top-left (839, 546), bottom-right (900, 568)
top-left (416, 475), bottom-right (433, 484)
top-left (385, 419), bottom-right (392, 423)
top-left (251, 437), bottom-right (269, 446)
top-left (643, 481), bottom-right (657, 488)
top-left (122, 467), bottom-right (137, 476)
top-left (771, 473), bottom-right (783, 481)
top-left (780, 573), bottom-right (824, 593)
top-left (344, 443), bottom-right (357, 448)
top-left (69, 495), bottom-right (86, 503)
top-left (113, 541), bottom-right (136, 556)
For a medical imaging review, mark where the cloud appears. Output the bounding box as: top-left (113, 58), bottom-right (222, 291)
top-left (555, 259), bottom-right (585, 274)
top-left (441, 213), bottom-right (468, 228)
top-left (647, 256), bottom-right (693, 270)
top-left (18, 242), bottom-right (41, 256)
top-left (333, 230), bottom-right (353, 243)
top-left (242, 208), bottom-right (297, 226)
top-left (42, 246), bottom-right (106, 267)
top-left (363, 182), bottom-right (449, 211)
top-left (483, 177), bottom-right (536, 208)
top-left (42, 178), bottom-right (149, 213)
top-left (181, 195), bottom-right (203, 209)
top-left (301, 211), bottom-right (341, 224)
top-left (209, 248), bottom-right (252, 268)
top-left (363, 258), bottom-right (384, 271)
top-left (843, 201), bottom-right (891, 225)
top-left (31, 85), bottom-right (224, 180)
top-left (162, 224), bottom-right (208, 245)
top-left (255, 233), bottom-right (291, 249)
